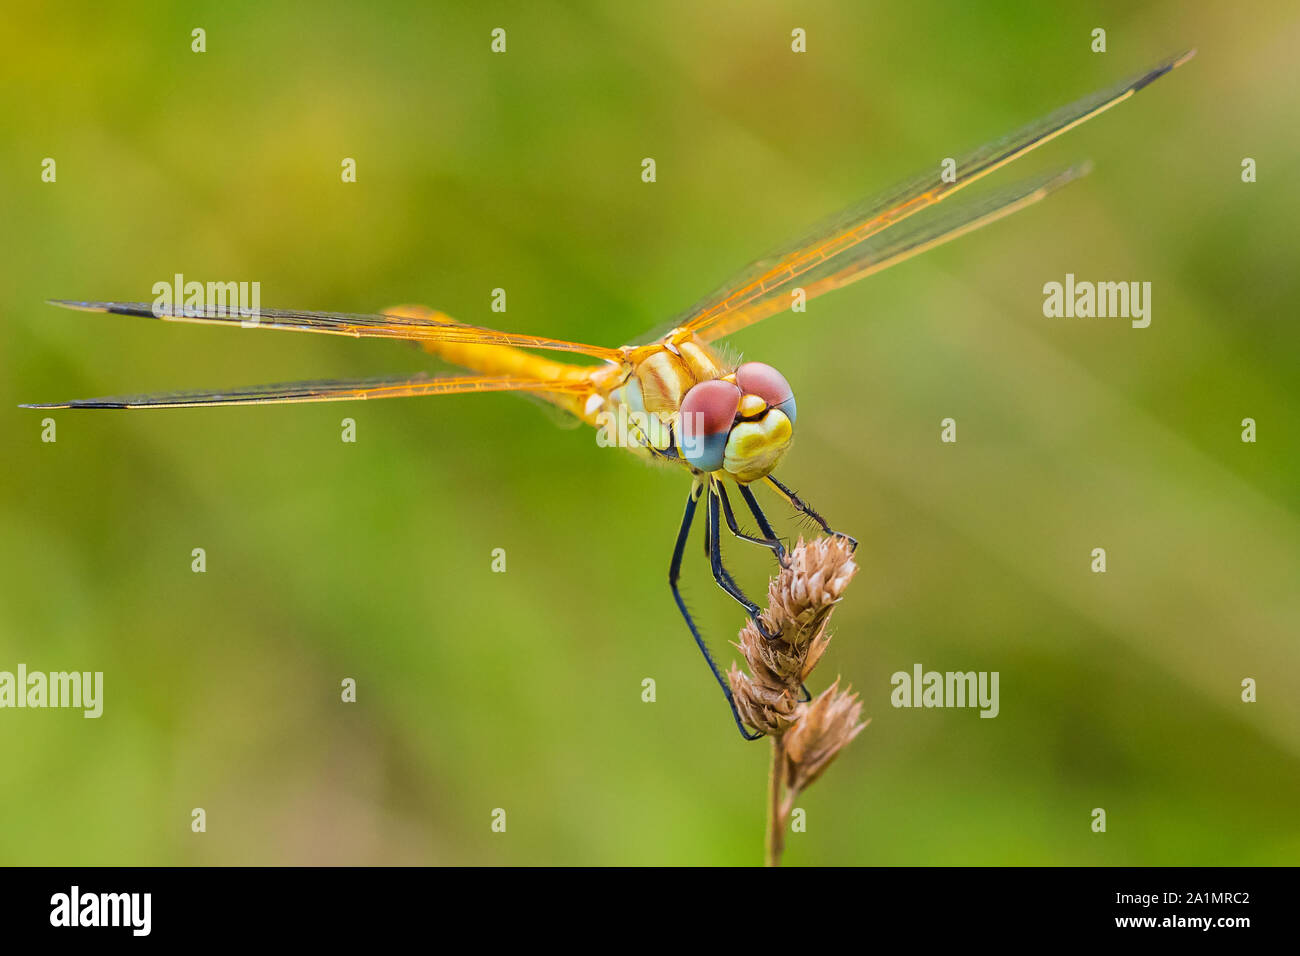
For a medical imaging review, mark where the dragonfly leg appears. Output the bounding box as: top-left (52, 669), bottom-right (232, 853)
top-left (765, 475), bottom-right (858, 551)
top-left (702, 492), bottom-right (756, 616)
top-left (760, 477), bottom-right (846, 703)
top-left (708, 483), bottom-right (782, 642)
top-left (716, 481), bottom-right (787, 567)
top-left (670, 479), bottom-right (762, 742)
top-left (738, 483), bottom-right (791, 568)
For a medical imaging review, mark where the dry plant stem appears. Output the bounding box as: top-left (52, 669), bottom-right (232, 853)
top-left (765, 736), bottom-right (786, 867)
top-left (766, 745), bottom-right (806, 867)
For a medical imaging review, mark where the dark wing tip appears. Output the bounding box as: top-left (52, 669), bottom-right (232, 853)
top-left (1131, 48), bottom-right (1198, 93)
top-left (49, 300), bottom-right (159, 318)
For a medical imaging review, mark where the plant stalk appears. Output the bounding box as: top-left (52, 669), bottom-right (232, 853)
top-left (765, 734), bottom-right (786, 867)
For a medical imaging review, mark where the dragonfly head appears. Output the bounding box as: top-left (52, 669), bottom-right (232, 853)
top-left (678, 362), bottom-right (796, 483)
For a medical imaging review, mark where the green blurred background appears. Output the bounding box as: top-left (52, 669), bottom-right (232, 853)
top-left (3, 1), bottom-right (1298, 865)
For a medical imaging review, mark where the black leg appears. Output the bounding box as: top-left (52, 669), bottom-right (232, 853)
top-left (669, 480), bottom-right (762, 741)
top-left (761, 476), bottom-right (848, 703)
top-left (707, 496), bottom-right (751, 614)
top-left (765, 474), bottom-right (858, 550)
top-left (708, 483), bottom-right (782, 642)
top-left (717, 481), bottom-right (787, 566)
top-left (715, 490), bottom-right (810, 701)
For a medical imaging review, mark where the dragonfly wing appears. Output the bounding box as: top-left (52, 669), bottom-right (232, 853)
top-left (49, 300), bottom-right (623, 362)
top-left (699, 163), bottom-right (1091, 341)
top-left (669, 50), bottom-right (1194, 342)
top-left (20, 373), bottom-right (592, 409)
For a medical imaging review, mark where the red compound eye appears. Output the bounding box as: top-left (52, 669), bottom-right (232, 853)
top-left (679, 379), bottom-right (741, 471)
top-left (735, 362), bottom-right (793, 407)
top-left (680, 379), bottom-right (741, 440)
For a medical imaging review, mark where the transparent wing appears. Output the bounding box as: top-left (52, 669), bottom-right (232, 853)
top-left (699, 163), bottom-right (1091, 341)
top-left (20, 372), bottom-right (593, 409)
top-left (668, 50), bottom-right (1194, 342)
top-left (49, 300), bottom-right (624, 362)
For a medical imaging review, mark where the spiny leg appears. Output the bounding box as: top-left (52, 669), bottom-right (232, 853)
top-left (765, 474), bottom-right (858, 550)
top-left (669, 479), bottom-right (761, 741)
top-left (708, 480), bottom-right (755, 587)
top-left (717, 486), bottom-right (806, 702)
top-left (762, 477), bottom-right (849, 702)
top-left (708, 481), bottom-right (781, 642)
top-left (705, 487), bottom-right (756, 608)
top-left (739, 483), bottom-right (781, 537)
top-left (716, 481), bottom-right (787, 567)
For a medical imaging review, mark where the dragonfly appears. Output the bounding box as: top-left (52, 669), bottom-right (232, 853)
top-left (25, 51), bottom-right (1194, 739)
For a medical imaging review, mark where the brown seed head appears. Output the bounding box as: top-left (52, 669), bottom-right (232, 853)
top-left (783, 679), bottom-right (869, 794)
top-left (726, 663), bottom-right (799, 736)
top-left (730, 535), bottom-right (858, 695)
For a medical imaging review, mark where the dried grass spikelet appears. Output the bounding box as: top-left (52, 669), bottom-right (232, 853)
top-left (728, 535), bottom-right (861, 736)
top-left (725, 535), bottom-right (867, 865)
top-left (783, 678), bottom-right (869, 794)
top-left (726, 664), bottom-right (800, 736)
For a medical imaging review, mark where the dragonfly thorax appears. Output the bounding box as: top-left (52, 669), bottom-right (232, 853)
top-left (603, 339), bottom-right (797, 483)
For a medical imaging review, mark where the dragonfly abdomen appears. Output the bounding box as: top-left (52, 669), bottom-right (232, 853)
top-left (383, 303), bottom-right (601, 421)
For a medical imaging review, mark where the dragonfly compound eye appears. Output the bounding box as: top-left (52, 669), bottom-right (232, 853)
top-left (678, 379), bottom-right (741, 472)
top-left (735, 362), bottom-right (796, 425)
